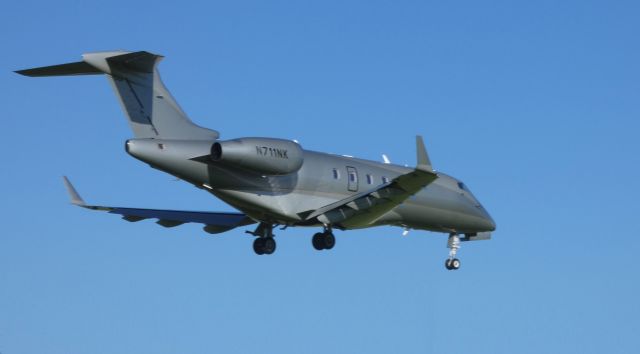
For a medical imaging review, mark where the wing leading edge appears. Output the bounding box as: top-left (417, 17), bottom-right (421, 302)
top-left (62, 177), bottom-right (255, 234)
top-left (301, 136), bottom-right (438, 229)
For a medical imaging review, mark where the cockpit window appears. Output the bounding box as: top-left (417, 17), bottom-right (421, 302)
top-left (457, 182), bottom-right (466, 191)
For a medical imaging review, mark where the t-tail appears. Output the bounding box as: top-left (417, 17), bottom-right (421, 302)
top-left (15, 51), bottom-right (219, 140)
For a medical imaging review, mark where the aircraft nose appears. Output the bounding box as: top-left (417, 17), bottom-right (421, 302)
top-left (481, 209), bottom-right (496, 232)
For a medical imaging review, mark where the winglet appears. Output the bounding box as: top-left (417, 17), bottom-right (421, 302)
top-left (62, 176), bottom-right (86, 206)
top-left (416, 135), bottom-right (433, 171)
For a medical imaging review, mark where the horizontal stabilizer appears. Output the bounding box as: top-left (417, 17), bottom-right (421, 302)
top-left (16, 50), bottom-right (220, 140)
top-left (15, 61), bottom-right (101, 77)
top-left (103, 51), bottom-right (160, 73)
top-left (15, 51), bottom-right (162, 77)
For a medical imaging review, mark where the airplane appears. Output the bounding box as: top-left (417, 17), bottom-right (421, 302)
top-left (16, 50), bottom-right (496, 270)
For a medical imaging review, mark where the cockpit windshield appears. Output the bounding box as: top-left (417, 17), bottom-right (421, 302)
top-left (456, 181), bottom-right (482, 207)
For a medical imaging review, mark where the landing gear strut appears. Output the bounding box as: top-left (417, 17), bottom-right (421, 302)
top-left (445, 233), bottom-right (461, 270)
top-left (249, 223), bottom-right (276, 255)
top-left (312, 227), bottom-right (335, 251)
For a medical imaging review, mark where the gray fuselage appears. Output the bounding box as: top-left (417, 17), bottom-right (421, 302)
top-left (126, 138), bottom-right (496, 234)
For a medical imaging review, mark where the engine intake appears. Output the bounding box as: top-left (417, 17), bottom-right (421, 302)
top-left (211, 137), bottom-right (304, 175)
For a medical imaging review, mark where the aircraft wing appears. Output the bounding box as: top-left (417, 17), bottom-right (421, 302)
top-left (63, 177), bottom-right (255, 234)
top-left (302, 136), bottom-right (438, 228)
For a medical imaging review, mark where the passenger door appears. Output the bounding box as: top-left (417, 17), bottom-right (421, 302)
top-left (346, 166), bottom-right (358, 192)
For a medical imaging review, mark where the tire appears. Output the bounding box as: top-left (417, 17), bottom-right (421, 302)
top-left (323, 232), bottom-right (336, 250)
top-left (451, 258), bottom-right (461, 270)
top-left (253, 238), bottom-right (265, 255)
top-left (312, 233), bottom-right (325, 250)
top-left (445, 259), bottom-right (452, 270)
top-left (263, 238), bottom-right (276, 255)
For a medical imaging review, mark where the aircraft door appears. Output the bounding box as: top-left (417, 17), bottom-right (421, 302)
top-left (346, 166), bottom-right (358, 192)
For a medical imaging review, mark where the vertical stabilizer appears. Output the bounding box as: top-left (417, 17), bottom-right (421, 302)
top-left (16, 51), bottom-right (219, 140)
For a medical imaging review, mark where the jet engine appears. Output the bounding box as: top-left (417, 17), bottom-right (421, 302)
top-left (210, 137), bottom-right (304, 175)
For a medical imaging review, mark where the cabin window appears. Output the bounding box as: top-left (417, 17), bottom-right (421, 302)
top-left (332, 168), bottom-right (340, 179)
top-left (349, 170), bottom-right (357, 182)
top-left (366, 174), bottom-right (373, 184)
top-left (382, 176), bottom-right (389, 184)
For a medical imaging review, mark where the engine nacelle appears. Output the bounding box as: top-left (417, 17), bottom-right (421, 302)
top-left (211, 137), bottom-right (304, 175)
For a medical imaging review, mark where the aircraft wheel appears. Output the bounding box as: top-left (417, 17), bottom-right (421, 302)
top-left (322, 232), bottom-right (336, 250)
top-left (445, 259), bottom-right (452, 270)
top-left (445, 258), bottom-right (460, 270)
top-left (450, 258), bottom-right (461, 270)
top-left (312, 233), bottom-right (325, 250)
top-left (263, 237), bottom-right (276, 255)
top-left (253, 238), bottom-right (265, 255)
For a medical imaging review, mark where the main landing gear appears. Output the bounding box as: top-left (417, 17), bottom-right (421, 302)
top-left (249, 223), bottom-right (276, 255)
top-left (253, 237), bottom-right (276, 255)
top-left (249, 223), bottom-right (337, 255)
top-left (312, 227), bottom-right (335, 251)
top-left (445, 233), bottom-right (461, 270)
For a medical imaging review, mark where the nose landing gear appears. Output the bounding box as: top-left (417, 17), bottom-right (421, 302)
top-left (445, 233), bottom-right (461, 270)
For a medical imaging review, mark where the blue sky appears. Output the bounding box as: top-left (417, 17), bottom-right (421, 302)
top-left (1, 1), bottom-right (639, 353)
